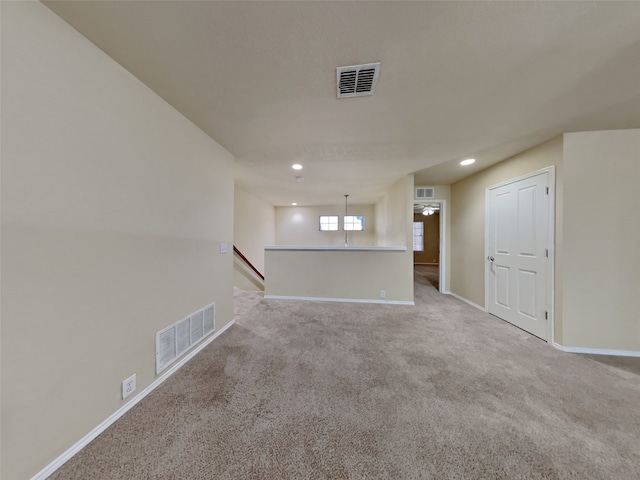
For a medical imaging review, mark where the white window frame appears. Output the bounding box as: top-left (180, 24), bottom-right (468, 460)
top-left (344, 215), bottom-right (365, 231)
top-left (319, 215), bottom-right (339, 231)
top-left (413, 221), bottom-right (424, 251)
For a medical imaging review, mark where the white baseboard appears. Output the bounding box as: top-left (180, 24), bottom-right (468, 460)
top-left (444, 291), bottom-right (485, 311)
top-left (31, 320), bottom-right (235, 480)
top-left (552, 342), bottom-right (640, 357)
top-left (264, 294), bottom-right (414, 306)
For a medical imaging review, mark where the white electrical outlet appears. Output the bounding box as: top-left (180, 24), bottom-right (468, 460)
top-left (380, 290), bottom-right (386, 299)
top-left (122, 374), bottom-right (136, 399)
top-left (220, 243), bottom-right (228, 254)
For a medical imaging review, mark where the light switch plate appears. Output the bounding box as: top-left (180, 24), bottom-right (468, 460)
top-left (220, 243), bottom-right (228, 254)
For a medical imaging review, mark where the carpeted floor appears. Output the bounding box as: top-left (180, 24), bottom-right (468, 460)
top-left (50, 266), bottom-right (640, 479)
top-left (416, 264), bottom-right (439, 291)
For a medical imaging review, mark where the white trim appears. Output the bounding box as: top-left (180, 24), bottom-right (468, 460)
top-left (264, 245), bottom-right (406, 251)
top-left (484, 166), bottom-right (556, 344)
top-left (264, 295), bottom-right (414, 306)
top-left (547, 167), bottom-right (556, 345)
top-left (484, 187), bottom-right (490, 318)
top-left (30, 320), bottom-right (235, 480)
top-left (552, 343), bottom-right (640, 357)
top-left (445, 291), bottom-right (485, 311)
top-left (439, 200), bottom-right (447, 294)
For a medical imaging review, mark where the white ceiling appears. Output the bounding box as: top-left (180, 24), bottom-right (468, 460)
top-left (44, 1), bottom-right (640, 206)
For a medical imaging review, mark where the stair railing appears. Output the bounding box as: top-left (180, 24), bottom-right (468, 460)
top-left (233, 245), bottom-right (265, 281)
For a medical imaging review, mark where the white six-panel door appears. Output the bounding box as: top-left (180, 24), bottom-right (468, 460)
top-left (486, 170), bottom-right (552, 340)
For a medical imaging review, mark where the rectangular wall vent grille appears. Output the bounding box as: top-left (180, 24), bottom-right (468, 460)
top-left (157, 328), bottom-right (176, 373)
top-left (190, 311), bottom-right (204, 345)
top-left (203, 305), bottom-right (215, 335)
top-left (176, 317), bottom-right (190, 357)
top-left (415, 186), bottom-right (435, 199)
top-left (156, 302), bottom-right (216, 374)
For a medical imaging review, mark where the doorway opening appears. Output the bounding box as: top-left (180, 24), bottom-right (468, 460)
top-left (413, 200), bottom-right (446, 293)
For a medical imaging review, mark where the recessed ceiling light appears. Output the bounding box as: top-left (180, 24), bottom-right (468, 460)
top-left (460, 158), bottom-right (476, 166)
top-left (292, 164), bottom-right (303, 170)
top-left (291, 202), bottom-right (298, 206)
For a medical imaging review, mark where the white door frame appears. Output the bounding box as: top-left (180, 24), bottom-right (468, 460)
top-left (414, 199), bottom-right (447, 294)
top-left (484, 166), bottom-right (556, 343)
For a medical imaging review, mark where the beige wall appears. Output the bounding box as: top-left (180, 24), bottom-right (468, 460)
top-left (234, 187), bottom-right (275, 290)
top-left (450, 137), bottom-right (563, 340)
top-left (374, 175), bottom-right (414, 248)
top-left (374, 175), bottom-right (415, 297)
top-left (1, 3), bottom-right (235, 479)
top-left (275, 204), bottom-right (375, 246)
top-left (265, 248), bottom-right (414, 303)
top-left (562, 130), bottom-right (640, 351)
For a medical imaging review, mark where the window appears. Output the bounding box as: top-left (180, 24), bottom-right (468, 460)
top-left (319, 215), bottom-right (339, 231)
top-left (344, 215), bottom-right (365, 231)
top-left (413, 222), bottom-right (424, 251)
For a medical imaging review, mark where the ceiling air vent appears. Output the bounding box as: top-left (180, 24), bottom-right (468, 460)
top-left (337, 62), bottom-right (380, 98)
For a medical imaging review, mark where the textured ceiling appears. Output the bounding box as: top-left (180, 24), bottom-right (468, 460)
top-left (44, 1), bottom-right (640, 206)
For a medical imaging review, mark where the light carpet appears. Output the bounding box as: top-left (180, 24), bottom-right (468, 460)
top-left (50, 266), bottom-right (640, 479)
